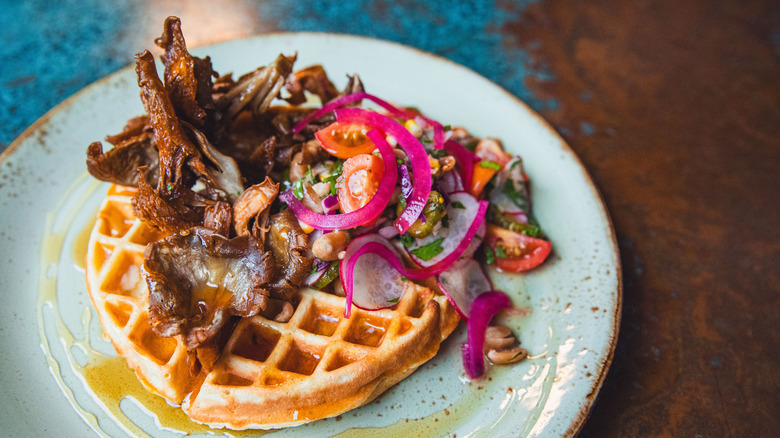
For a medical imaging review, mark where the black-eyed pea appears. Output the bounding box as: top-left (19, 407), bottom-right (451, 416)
top-left (274, 301), bottom-right (294, 323)
top-left (290, 151), bottom-right (307, 181)
top-left (487, 347), bottom-right (527, 365)
top-left (312, 231), bottom-right (349, 261)
top-left (485, 325), bottom-right (513, 339)
top-left (439, 156), bottom-right (456, 173)
top-left (484, 335), bottom-right (515, 352)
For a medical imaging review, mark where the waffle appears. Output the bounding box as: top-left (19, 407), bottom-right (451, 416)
top-left (85, 184), bottom-right (460, 429)
top-left (86, 184), bottom-right (197, 403)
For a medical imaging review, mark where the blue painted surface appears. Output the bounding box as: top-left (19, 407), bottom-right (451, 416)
top-left (0, 0), bottom-right (556, 150)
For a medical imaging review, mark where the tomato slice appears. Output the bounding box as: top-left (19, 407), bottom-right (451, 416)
top-left (315, 121), bottom-right (376, 159)
top-left (485, 224), bottom-right (551, 272)
top-left (337, 154), bottom-right (385, 215)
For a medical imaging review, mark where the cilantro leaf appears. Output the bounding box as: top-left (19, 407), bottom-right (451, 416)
top-left (502, 179), bottom-right (529, 211)
top-left (321, 159), bottom-right (345, 196)
top-left (400, 233), bottom-right (415, 248)
top-left (292, 179), bottom-right (305, 200)
top-left (451, 201), bottom-right (466, 209)
top-left (479, 160), bottom-right (501, 171)
top-left (484, 245), bottom-right (496, 265)
top-left (409, 238), bottom-right (445, 261)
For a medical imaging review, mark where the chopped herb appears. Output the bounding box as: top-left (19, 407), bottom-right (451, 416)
top-left (451, 201), bottom-right (466, 209)
top-left (430, 148), bottom-right (447, 158)
top-left (479, 160), bottom-right (501, 171)
top-left (502, 179), bottom-right (529, 211)
top-left (321, 160), bottom-right (344, 196)
top-left (306, 165), bottom-right (315, 184)
top-left (495, 245), bottom-right (507, 259)
top-left (278, 203), bottom-right (288, 211)
top-left (510, 158), bottom-right (524, 170)
top-left (400, 233), bottom-right (415, 248)
top-left (421, 138), bottom-right (433, 144)
top-left (387, 297), bottom-right (400, 303)
top-left (292, 179), bottom-right (305, 200)
top-left (443, 124), bottom-right (451, 131)
top-left (522, 224), bottom-right (543, 238)
top-left (441, 214), bottom-right (450, 228)
top-left (465, 140), bottom-right (479, 151)
top-left (398, 197), bottom-right (407, 210)
top-left (400, 276), bottom-right (408, 282)
top-left (166, 183), bottom-right (173, 191)
top-left (484, 245), bottom-right (496, 265)
top-left (397, 158), bottom-right (404, 165)
top-left (409, 238), bottom-right (445, 261)
top-left (311, 266), bottom-right (319, 274)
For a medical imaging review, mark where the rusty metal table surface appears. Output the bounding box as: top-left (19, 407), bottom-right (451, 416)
top-left (2, 1), bottom-right (778, 436)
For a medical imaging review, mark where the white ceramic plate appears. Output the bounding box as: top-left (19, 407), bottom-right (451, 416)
top-left (0, 33), bottom-right (620, 437)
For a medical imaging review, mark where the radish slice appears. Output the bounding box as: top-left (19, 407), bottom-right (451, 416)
top-left (437, 258), bottom-right (493, 319)
top-left (305, 262), bottom-right (329, 286)
top-left (406, 192), bottom-right (485, 267)
top-left (438, 170), bottom-right (464, 194)
top-left (461, 291), bottom-right (512, 379)
top-left (339, 234), bottom-right (408, 317)
top-left (489, 157), bottom-right (531, 216)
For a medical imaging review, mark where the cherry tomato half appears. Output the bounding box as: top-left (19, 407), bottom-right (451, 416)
top-left (315, 121), bottom-right (375, 159)
top-left (485, 224), bottom-right (551, 272)
top-left (337, 153), bottom-right (385, 214)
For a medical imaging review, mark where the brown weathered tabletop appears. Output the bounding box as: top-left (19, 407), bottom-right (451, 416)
top-left (507, 1), bottom-right (780, 436)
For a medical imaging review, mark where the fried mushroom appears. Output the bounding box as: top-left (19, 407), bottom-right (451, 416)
top-left (143, 227), bottom-right (276, 349)
top-left (232, 177), bottom-right (279, 238)
top-left (265, 209), bottom-right (313, 300)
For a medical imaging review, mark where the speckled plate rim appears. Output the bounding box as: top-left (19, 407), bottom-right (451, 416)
top-left (2, 31), bottom-right (622, 437)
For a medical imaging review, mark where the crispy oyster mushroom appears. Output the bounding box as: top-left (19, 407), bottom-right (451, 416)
top-left (283, 65), bottom-right (340, 106)
top-left (143, 228), bottom-right (276, 349)
top-left (154, 16), bottom-right (216, 129)
top-left (203, 201), bottom-right (232, 237)
top-left (132, 50), bottom-right (249, 232)
top-left (216, 53), bottom-right (296, 121)
top-left (86, 116), bottom-right (158, 187)
top-left (265, 209), bottom-right (314, 300)
top-left (233, 177), bottom-right (279, 240)
top-left (87, 16), bottom-right (366, 355)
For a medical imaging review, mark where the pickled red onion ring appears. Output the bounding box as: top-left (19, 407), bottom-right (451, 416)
top-left (444, 139), bottom-right (477, 189)
top-left (461, 291), bottom-right (512, 379)
top-left (334, 108), bottom-right (432, 233)
top-left (279, 129), bottom-right (397, 230)
top-left (292, 92), bottom-right (444, 149)
top-left (340, 199), bottom-right (486, 317)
